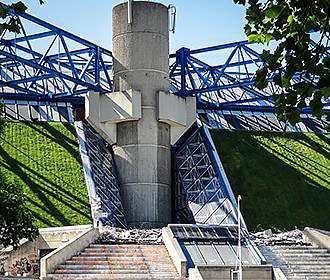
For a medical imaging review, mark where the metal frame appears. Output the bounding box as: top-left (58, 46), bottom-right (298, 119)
top-left (173, 124), bottom-right (245, 228)
top-left (83, 123), bottom-right (127, 228)
top-left (0, 3), bottom-right (112, 103)
top-left (0, 7), bottom-right (328, 122)
top-left (169, 40), bottom-right (330, 115)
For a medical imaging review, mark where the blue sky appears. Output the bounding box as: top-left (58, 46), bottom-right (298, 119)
top-left (4, 0), bottom-right (248, 53)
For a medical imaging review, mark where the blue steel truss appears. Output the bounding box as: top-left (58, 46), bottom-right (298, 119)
top-left (0, 3), bottom-right (112, 103)
top-left (83, 123), bottom-right (127, 228)
top-left (0, 6), bottom-right (328, 119)
top-left (169, 40), bottom-right (330, 114)
top-left (173, 123), bottom-right (245, 228)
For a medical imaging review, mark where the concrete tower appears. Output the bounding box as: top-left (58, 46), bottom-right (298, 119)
top-left (86, 1), bottom-right (195, 228)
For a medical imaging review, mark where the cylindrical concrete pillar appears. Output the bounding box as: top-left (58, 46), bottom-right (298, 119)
top-left (112, 1), bottom-right (171, 228)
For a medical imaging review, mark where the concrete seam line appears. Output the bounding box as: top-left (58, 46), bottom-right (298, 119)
top-left (121, 182), bottom-right (170, 188)
top-left (113, 31), bottom-right (168, 39)
top-left (113, 144), bottom-right (171, 150)
top-left (115, 68), bottom-right (168, 76)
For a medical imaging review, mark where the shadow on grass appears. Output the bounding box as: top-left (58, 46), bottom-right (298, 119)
top-left (211, 129), bottom-right (330, 232)
top-left (0, 145), bottom-right (90, 226)
top-left (25, 122), bottom-right (81, 161)
top-left (0, 136), bottom-right (89, 208)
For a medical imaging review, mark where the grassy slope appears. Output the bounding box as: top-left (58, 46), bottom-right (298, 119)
top-left (211, 130), bottom-right (330, 232)
top-left (0, 121), bottom-right (91, 228)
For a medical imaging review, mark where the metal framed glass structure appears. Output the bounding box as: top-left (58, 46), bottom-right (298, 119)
top-left (173, 123), bottom-right (243, 227)
top-left (83, 124), bottom-right (127, 228)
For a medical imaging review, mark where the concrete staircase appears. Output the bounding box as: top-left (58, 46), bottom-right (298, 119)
top-left (48, 244), bottom-right (181, 279)
top-left (260, 245), bottom-right (330, 280)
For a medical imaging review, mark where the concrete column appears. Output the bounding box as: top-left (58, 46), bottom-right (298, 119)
top-left (112, 1), bottom-right (171, 227)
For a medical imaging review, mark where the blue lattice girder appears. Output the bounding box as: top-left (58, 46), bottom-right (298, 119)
top-left (0, 2), bottom-right (112, 102)
top-left (173, 123), bottom-right (246, 228)
top-left (169, 40), bottom-right (330, 115)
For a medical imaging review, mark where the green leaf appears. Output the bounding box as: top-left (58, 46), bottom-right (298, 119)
top-left (7, 20), bottom-right (20, 33)
top-left (273, 74), bottom-right (282, 87)
top-left (321, 87), bottom-right (330, 99)
top-left (248, 33), bottom-right (259, 42)
top-left (233, 0), bottom-right (246, 5)
top-left (297, 99), bottom-right (306, 109)
top-left (255, 66), bottom-right (268, 89)
top-left (310, 92), bottom-right (324, 119)
top-left (0, 5), bottom-right (7, 19)
top-left (11, 2), bottom-right (27, 14)
top-left (287, 15), bottom-right (293, 25)
top-left (272, 30), bottom-right (282, 40)
top-left (0, 24), bottom-right (6, 35)
top-left (282, 76), bottom-right (290, 89)
top-left (265, 5), bottom-right (282, 19)
top-left (287, 109), bottom-right (300, 125)
top-left (265, 33), bottom-right (272, 44)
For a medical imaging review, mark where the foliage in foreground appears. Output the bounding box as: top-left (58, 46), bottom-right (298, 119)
top-left (234, 0), bottom-right (329, 124)
top-left (0, 174), bottom-right (39, 249)
top-left (211, 129), bottom-right (330, 232)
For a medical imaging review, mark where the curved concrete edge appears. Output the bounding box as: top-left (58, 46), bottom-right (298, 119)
top-left (40, 226), bottom-right (99, 278)
top-left (303, 227), bottom-right (330, 251)
top-left (162, 227), bottom-right (187, 278)
top-left (273, 267), bottom-right (288, 280)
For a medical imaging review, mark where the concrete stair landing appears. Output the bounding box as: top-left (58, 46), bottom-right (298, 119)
top-left (49, 244), bottom-right (181, 279)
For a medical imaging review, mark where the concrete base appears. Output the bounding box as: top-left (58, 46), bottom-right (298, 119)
top-left (303, 227), bottom-right (330, 251)
top-left (2, 225), bottom-right (92, 273)
top-left (189, 265), bottom-right (273, 280)
top-left (40, 227), bottom-right (99, 278)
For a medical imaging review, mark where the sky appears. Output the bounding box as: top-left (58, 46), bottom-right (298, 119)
top-left (3, 0), bottom-right (248, 53)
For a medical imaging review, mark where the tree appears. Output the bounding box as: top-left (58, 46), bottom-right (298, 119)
top-left (0, 175), bottom-right (39, 249)
top-left (0, 105), bottom-right (39, 249)
top-left (0, 1), bottom-right (43, 34)
top-left (234, 0), bottom-right (330, 125)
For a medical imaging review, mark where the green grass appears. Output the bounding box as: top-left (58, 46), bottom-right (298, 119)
top-left (210, 129), bottom-right (330, 232)
top-left (0, 121), bottom-right (91, 228)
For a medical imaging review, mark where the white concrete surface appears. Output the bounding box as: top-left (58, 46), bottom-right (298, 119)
top-left (3, 225), bottom-right (93, 272)
top-left (191, 265), bottom-right (273, 280)
top-left (162, 227), bottom-right (187, 277)
top-left (85, 1), bottom-right (196, 227)
top-left (40, 227), bottom-right (99, 278)
top-left (303, 227), bottom-right (330, 251)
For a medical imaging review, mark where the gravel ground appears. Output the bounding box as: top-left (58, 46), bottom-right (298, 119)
top-left (97, 227), bottom-right (163, 245)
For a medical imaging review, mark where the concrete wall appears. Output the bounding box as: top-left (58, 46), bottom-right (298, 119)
top-left (303, 227), bottom-right (330, 251)
top-left (40, 227), bottom-right (99, 278)
top-left (85, 1), bottom-right (196, 227)
top-left (3, 225), bottom-right (92, 272)
top-left (162, 227), bottom-right (187, 277)
top-left (111, 1), bottom-right (171, 228)
top-left (189, 265), bottom-right (273, 280)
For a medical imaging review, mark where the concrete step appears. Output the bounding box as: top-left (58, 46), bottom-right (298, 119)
top-left (272, 246), bottom-right (321, 250)
top-left (287, 277), bottom-right (330, 280)
top-left (89, 243), bottom-right (165, 250)
top-left (50, 244), bottom-right (180, 280)
top-left (59, 264), bottom-right (177, 270)
top-left (49, 274), bottom-right (181, 279)
top-left (279, 254), bottom-right (330, 259)
top-left (54, 270), bottom-right (180, 277)
top-left (286, 260), bottom-right (330, 264)
top-left (70, 256), bottom-right (173, 263)
top-left (84, 248), bottom-right (167, 253)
